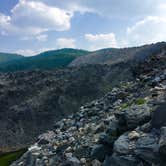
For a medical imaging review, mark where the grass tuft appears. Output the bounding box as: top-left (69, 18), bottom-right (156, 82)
top-left (0, 149), bottom-right (26, 166)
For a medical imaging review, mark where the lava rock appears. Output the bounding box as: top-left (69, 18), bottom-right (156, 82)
top-left (91, 144), bottom-right (111, 162)
top-left (113, 133), bottom-right (131, 155)
top-left (151, 102), bottom-right (166, 129)
top-left (116, 104), bottom-right (151, 131)
top-left (134, 133), bottom-right (159, 164)
top-left (159, 127), bottom-right (166, 160)
top-left (103, 154), bottom-right (141, 166)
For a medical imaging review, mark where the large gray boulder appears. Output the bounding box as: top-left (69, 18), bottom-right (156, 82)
top-left (134, 133), bottom-right (159, 164)
top-left (151, 102), bottom-right (166, 129)
top-left (91, 144), bottom-right (112, 162)
top-left (159, 127), bottom-right (166, 163)
top-left (110, 129), bottom-right (161, 165)
top-left (103, 154), bottom-right (141, 166)
top-left (115, 104), bottom-right (151, 131)
top-left (113, 133), bottom-right (131, 155)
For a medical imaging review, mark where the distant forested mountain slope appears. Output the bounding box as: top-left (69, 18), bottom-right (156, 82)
top-left (0, 53), bottom-right (23, 64)
top-left (0, 49), bottom-right (89, 72)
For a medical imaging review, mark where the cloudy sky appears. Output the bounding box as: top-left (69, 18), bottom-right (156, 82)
top-left (0, 0), bottom-right (166, 56)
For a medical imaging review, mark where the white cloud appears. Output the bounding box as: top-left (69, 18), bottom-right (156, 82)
top-left (40, 0), bottom-right (94, 14)
top-left (15, 37), bottom-right (76, 56)
top-left (0, 1), bottom-right (73, 39)
top-left (36, 34), bottom-right (48, 42)
top-left (85, 33), bottom-right (117, 50)
top-left (40, 0), bottom-right (165, 19)
top-left (56, 38), bottom-right (76, 49)
top-left (16, 49), bottom-right (37, 56)
top-left (0, 13), bottom-right (10, 26)
top-left (1, 0), bottom-right (166, 50)
top-left (126, 16), bottom-right (166, 46)
top-left (11, 0), bottom-right (72, 31)
top-left (15, 47), bottom-right (55, 56)
top-left (20, 34), bottom-right (48, 41)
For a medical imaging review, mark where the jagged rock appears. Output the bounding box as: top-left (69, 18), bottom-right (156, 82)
top-left (65, 156), bottom-right (81, 166)
top-left (80, 158), bottom-right (86, 164)
top-left (98, 133), bottom-right (115, 147)
top-left (103, 154), bottom-right (141, 166)
top-left (92, 159), bottom-right (102, 166)
top-left (116, 104), bottom-right (151, 131)
top-left (109, 130), bottom-right (161, 165)
top-left (151, 102), bottom-right (166, 129)
top-left (159, 127), bottom-right (166, 160)
top-left (98, 116), bottom-right (119, 146)
top-left (152, 76), bottom-right (161, 86)
top-left (128, 131), bottom-right (140, 140)
top-left (38, 139), bottom-right (49, 145)
top-left (91, 144), bottom-right (111, 162)
top-left (134, 133), bottom-right (159, 164)
top-left (140, 122), bottom-right (152, 133)
top-left (113, 133), bottom-right (131, 155)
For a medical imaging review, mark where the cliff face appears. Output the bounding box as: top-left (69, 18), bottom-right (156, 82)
top-left (11, 52), bottom-right (166, 166)
top-left (0, 64), bottom-right (133, 153)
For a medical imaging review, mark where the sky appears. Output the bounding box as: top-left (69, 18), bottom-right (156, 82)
top-left (0, 0), bottom-right (166, 56)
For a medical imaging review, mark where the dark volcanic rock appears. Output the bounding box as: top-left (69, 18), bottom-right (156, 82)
top-left (11, 45), bottom-right (166, 165)
top-left (103, 154), bottom-right (141, 166)
top-left (111, 130), bottom-right (160, 165)
top-left (159, 127), bottom-right (166, 160)
top-left (151, 102), bottom-right (166, 129)
top-left (91, 144), bottom-right (112, 162)
top-left (115, 104), bottom-right (151, 132)
top-left (0, 65), bottom-right (133, 153)
top-left (134, 133), bottom-right (159, 164)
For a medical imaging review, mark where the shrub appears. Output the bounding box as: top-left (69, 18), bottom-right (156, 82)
top-left (135, 98), bottom-right (146, 105)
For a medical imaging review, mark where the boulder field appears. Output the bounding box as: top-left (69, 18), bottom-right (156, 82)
top-left (12, 53), bottom-right (166, 166)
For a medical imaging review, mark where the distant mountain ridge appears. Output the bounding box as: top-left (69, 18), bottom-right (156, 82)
top-left (0, 42), bottom-right (166, 72)
top-left (0, 53), bottom-right (23, 64)
top-left (0, 49), bottom-right (89, 72)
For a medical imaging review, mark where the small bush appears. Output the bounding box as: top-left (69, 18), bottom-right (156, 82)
top-left (121, 103), bottom-right (129, 109)
top-left (135, 98), bottom-right (146, 105)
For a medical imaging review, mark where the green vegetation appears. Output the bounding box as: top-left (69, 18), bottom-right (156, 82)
top-left (120, 98), bottom-right (146, 110)
top-left (120, 103), bottom-right (130, 109)
top-left (0, 48), bottom-right (90, 72)
top-left (135, 98), bottom-right (146, 105)
top-left (120, 101), bottom-right (133, 110)
top-left (0, 149), bottom-right (26, 166)
top-left (0, 53), bottom-right (23, 64)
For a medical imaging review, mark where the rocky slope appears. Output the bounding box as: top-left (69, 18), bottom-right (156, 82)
top-left (0, 64), bottom-right (134, 153)
top-left (11, 50), bottom-right (166, 165)
top-left (70, 42), bottom-right (166, 67)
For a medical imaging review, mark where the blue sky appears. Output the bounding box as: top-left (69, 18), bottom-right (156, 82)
top-left (0, 0), bottom-right (166, 56)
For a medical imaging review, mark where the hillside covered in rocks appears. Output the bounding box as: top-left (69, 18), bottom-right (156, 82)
top-left (0, 64), bottom-right (133, 153)
top-left (69, 42), bottom-right (166, 67)
top-left (11, 50), bottom-right (166, 165)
